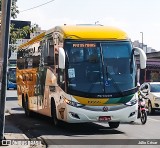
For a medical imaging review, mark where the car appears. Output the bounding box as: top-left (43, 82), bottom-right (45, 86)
top-left (140, 82), bottom-right (160, 115)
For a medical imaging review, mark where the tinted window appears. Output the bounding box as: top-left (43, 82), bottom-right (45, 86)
top-left (150, 84), bottom-right (160, 92)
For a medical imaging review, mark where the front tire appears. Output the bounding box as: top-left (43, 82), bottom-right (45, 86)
top-left (24, 95), bottom-right (32, 117)
top-left (108, 122), bottom-right (120, 128)
top-left (51, 99), bottom-right (61, 126)
top-left (141, 110), bottom-right (147, 124)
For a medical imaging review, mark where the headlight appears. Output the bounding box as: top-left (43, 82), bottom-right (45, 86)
top-left (64, 98), bottom-right (84, 107)
top-left (125, 99), bottom-right (137, 106)
top-left (154, 97), bottom-right (160, 101)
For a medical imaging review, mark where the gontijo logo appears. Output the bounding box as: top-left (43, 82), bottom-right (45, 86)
top-left (103, 106), bottom-right (109, 111)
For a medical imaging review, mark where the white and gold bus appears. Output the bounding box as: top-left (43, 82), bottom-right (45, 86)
top-left (17, 25), bottom-right (146, 128)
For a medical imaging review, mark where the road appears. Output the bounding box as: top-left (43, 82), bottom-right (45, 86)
top-left (5, 90), bottom-right (160, 148)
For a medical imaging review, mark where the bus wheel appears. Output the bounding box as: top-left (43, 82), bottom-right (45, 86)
top-left (24, 96), bottom-right (32, 117)
top-left (108, 122), bottom-right (120, 128)
top-left (51, 99), bottom-right (61, 126)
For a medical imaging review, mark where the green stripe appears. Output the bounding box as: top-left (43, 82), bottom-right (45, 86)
top-left (105, 94), bottom-right (134, 104)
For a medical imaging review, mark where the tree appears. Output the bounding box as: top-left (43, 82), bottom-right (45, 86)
top-left (0, 0), bottom-right (19, 18)
top-left (10, 24), bottom-right (36, 50)
top-left (0, 0), bottom-right (36, 51)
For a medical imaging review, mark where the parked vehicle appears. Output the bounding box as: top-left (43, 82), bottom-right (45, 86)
top-left (7, 67), bottom-right (17, 90)
top-left (140, 82), bottom-right (160, 115)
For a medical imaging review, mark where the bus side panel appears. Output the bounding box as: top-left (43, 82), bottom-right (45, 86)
top-left (37, 68), bottom-right (58, 117)
top-left (17, 68), bottom-right (38, 111)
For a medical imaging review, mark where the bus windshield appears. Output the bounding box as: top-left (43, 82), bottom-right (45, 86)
top-left (65, 41), bottom-right (135, 96)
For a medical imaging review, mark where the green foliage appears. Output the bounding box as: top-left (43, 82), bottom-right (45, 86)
top-left (10, 24), bottom-right (36, 50)
top-left (0, 0), bottom-right (19, 18)
top-left (0, 0), bottom-right (38, 51)
top-left (11, 0), bottom-right (19, 19)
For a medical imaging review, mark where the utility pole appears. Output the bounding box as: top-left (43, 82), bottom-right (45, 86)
top-left (140, 32), bottom-right (143, 51)
top-left (0, 0), bottom-right (12, 141)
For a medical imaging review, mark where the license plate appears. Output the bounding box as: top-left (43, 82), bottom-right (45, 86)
top-left (99, 116), bottom-right (111, 121)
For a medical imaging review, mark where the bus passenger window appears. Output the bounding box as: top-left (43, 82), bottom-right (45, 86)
top-left (47, 40), bottom-right (54, 66)
top-left (55, 54), bottom-right (58, 65)
top-left (47, 56), bottom-right (53, 65)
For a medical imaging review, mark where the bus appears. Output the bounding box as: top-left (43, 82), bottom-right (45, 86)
top-left (7, 67), bottom-right (17, 90)
top-left (17, 25), bottom-right (146, 128)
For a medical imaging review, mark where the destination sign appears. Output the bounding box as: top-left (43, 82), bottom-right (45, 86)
top-left (72, 43), bottom-right (96, 48)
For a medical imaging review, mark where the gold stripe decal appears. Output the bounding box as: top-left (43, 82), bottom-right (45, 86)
top-left (73, 96), bottom-right (109, 106)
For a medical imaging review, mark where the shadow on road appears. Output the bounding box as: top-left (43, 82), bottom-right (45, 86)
top-left (11, 107), bottom-right (24, 111)
top-left (148, 110), bottom-right (160, 116)
top-left (6, 97), bottom-right (17, 101)
top-left (5, 113), bottom-right (124, 139)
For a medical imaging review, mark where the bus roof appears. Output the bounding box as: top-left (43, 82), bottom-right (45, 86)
top-left (54, 25), bottom-right (129, 40)
top-left (18, 25), bottom-right (129, 50)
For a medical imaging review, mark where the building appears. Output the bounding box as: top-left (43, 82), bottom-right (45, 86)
top-left (133, 40), bottom-right (160, 84)
top-left (132, 40), bottom-right (156, 53)
top-left (136, 52), bottom-right (160, 84)
top-left (30, 24), bottom-right (45, 39)
top-left (9, 20), bottom-right (45, 67)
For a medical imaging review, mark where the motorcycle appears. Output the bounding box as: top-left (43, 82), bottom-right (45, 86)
top-left (137, 91), bottom-right (148, 124)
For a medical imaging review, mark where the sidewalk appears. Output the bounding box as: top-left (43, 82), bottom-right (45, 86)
top-left (1, 91), bottom-right (46, 147)
top-left (1, 113), bottom-right (46, 148)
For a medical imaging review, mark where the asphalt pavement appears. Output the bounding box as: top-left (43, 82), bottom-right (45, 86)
top-left (0, 90), bottom-right (46, 148)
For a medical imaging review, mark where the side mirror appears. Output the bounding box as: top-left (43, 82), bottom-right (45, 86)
top-left (133, 47), bottom-right (147, 69)
top-left (58, 47), bottom-right (65, 69)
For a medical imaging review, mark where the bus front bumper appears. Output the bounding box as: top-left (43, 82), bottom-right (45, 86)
top-left (57, 103), bottom-right (138, 123)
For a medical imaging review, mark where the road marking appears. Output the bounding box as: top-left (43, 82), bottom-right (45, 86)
top-left (148, 117), bottom-right (160, 122)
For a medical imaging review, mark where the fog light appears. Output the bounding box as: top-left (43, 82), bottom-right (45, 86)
top-left (129, 111), bottom-right (135, 117)
top-left (69, 112), bottom-right (80, 119)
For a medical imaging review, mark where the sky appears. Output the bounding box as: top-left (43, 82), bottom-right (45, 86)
top-left (16, 0), bottom-right (160, 51)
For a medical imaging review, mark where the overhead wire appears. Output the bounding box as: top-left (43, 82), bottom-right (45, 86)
top-left (19, 0), bottom-right (55, 13)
